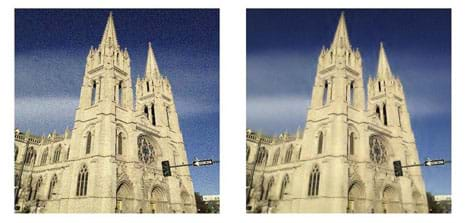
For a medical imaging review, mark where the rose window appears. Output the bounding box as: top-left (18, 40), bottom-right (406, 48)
top-left (138, 136), bottom-right (155, 164)
top-left (369, 135), bottom-right (387, 164)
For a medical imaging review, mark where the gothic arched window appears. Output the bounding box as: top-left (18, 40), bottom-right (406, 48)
top-left (91, 80), bottom-right (97, 105)
top-left (117, 132), bottom-right (123, 155)
top-left (76, 165), bottom-right (89, 196)
top-left (397, 106), bottom-right (403, 128)
top-left (279, 174), bottom-right (289, 199)
top-left (151, 104), bottom-right (156, 126)
top-left (285, 146), bottom-right (293, 163)
top-left (41, 148), bottom-right (48, 165)
top-left (256, 147), bottom-right (268, 165)
top-left (15, 146), bottom-right (18, 161)
top-left (349, 132), bottom-right (355, 155)
top-left (308, 166), bottom-right (320, 196)
top-left (376, 106), bottom-right (381, 120)
top-left (32, 176), bottom-right (42, 200)
top-left (272, 149), bottom-right (280, 165)
top-left (117, 81), bottom-right (123, 106)
top-left (85, 132), bottom-right (92, 154)
top-left (383, 104), bottom-right (388, 126)
top-left (166, 105), bottom-right (171, 128)
top-left (349, 81), bottom-right (355, 105)
top-left (317, 132), bottom-right (324, 154)
top-left (53, 145), bottom-right (61, 163)
top-left (48, 174), bottom-right (58, 199)
top-left (264, 177), bottom-right (274, 200)
top-left (323, 80), bottom-right (329, 105)
top-left (25, 147), bottom-right (36, 165)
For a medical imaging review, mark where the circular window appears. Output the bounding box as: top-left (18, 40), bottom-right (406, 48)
top-left (138, 136), bottom-right (155, 164)
top-left (369, 135), bottom-right (387, 164)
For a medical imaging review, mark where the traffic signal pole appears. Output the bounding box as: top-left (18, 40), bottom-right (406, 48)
top-left (393, 158), bottom-right (451, 177)
top-left (161, 159), bottom-right (219, 177)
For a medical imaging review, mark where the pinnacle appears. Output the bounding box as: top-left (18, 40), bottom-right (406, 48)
top-left (331, 12), bottom-right (351, 50)
top-left (100, 12), bottom-right (119, 48)
top-left (145, 42), bottom-right (160, 78)
top-left (376, 42), bottom-right (393, 79)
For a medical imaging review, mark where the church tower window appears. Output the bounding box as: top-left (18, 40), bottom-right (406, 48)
top-left (117, 132), bottom-right (123, 155)
top-left (349, 132), bottom-right (355, 155)
top-left (349, 81), bottom-right (355, 105)
top-left (383, 104), bottom-right (388, 126)
top-left (166, 105), bottom-right (171, 128)
top-left (85, 132), bottom-right (92, 154)
top-left (317, 132), bottom-right (324, 154)
top-left (397, 106), bottom-right (402, 128)
top-left (117, 81), bottom-right (123, 106)
top-left (376, 106), bottom-right (381, 120)
top-left (144, 105), bottom-right (149, 119)
top-left (323, 80), bottom-right (329, 105)
top-left (91, 80), bottom-right (97, 105)
top-left (151, 104), bottom-right (156, 126)
top-left (76, 165), bottom-right (89, 196)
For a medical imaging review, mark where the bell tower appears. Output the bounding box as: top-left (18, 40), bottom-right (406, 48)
top-left (367, 43), bottom-right (413, 135)
top-left (64, 13), bottom-right (135, 212)
top-left (302, 13), bottom-right (364, 160)
top-left (299, 13), bottom-right (367, 212)
top-left (135, 42), bottom-right (183, 136)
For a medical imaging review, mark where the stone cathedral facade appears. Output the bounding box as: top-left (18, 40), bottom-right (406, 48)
top-left (14, 13), bottom-right (196, 213)
top-left (246, 13), bottom-right (428, 213)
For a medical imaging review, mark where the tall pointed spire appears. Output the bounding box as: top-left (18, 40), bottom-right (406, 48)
top-left (100, 12), bottom-right (119, 48)
top-left (376, 42), bottom-right (393, 79)
top-left (331, 12), bottom-right (351, 49)
top-left (145, 42), bottom-right (160, 78)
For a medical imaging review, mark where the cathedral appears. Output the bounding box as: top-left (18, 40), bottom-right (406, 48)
top-left (14, 13), bottom-right (196, 213)
top-left (246, 13), bottom-right (428, 213)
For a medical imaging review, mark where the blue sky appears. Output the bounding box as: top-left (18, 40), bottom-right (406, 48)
top-left (247, 9), bottom-right (451, 195)
top-left (15, 9), bottom-right (219, 195)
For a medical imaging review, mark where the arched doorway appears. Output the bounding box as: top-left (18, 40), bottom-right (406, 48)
top-left (180, 191), bottom-right (192, 213)
top-left (382, 186), bottom-right (401, 213)
top-left (150, 186), bottom-right (170, 213)
top-left (412, 191), bottom-right (426, 213)
top-left (116, 182), bottom-right (133, 213)
top-left (348, 181), bottom-right (366, 213)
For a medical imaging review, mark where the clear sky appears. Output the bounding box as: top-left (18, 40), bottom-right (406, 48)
top-left (15, 9), bottom-right (219, 195)
top-left (247, 9), bottom-right (451, 195)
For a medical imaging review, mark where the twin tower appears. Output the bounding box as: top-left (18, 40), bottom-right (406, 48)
top-left (247, 13), bottom-right (427, 213)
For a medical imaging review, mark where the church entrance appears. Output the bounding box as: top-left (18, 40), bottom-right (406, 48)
top-left (348, 182), bottom-right (366, 213)
top-left (412, 191), bottom-right (425, 213)
top-left (150, 186), bottom-right (170, 213)
top-left (382, 186), bottom-right (401, 213)
top-left (116, 182), bottom-right (134, 213)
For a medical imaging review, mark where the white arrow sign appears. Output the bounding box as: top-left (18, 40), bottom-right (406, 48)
top-left (193, 159), bottom-right (214, 167)
top-left (425, 159), bottom-right (445, 166)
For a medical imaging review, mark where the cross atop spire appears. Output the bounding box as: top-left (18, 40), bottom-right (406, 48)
top-left (376, 42), bottom-right (393, 79)
top-left (145, 42), bottom-right (160, 78)
top-left (331, 12), bottom-right (351, 50)
top-left (100, 12), bottom-right (119, 48)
